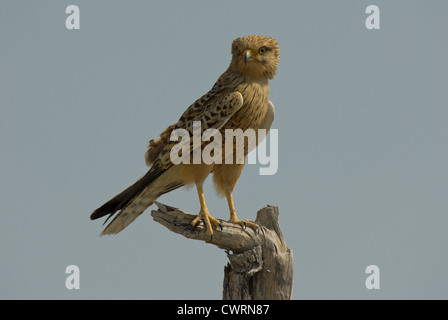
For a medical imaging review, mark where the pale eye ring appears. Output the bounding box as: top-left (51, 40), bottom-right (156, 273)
top-left (259, 47), bottom-right (267, 54)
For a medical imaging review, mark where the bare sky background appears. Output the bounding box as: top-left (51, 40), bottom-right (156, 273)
top-left (1, 0), bottom-right (447, 299)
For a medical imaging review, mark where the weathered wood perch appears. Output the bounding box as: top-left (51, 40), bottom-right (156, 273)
top-left (151, 202), bottom-right (293, 300)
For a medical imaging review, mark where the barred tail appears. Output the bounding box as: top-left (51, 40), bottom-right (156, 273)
top-left (91, 166), bottom-right (184, 235)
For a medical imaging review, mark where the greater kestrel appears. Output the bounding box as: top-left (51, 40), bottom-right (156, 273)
top-left (91, 35), bottom-right (280, 235)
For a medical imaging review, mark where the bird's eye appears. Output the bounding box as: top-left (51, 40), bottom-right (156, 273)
top-left (259, 47), bottom-right (267, 54)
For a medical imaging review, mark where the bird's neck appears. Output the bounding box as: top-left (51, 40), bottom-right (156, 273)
top-left (227, 60), bottom-right (270, 83)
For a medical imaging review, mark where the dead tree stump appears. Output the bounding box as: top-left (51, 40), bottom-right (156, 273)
top-left (151, 202), bottom-right (293, 300)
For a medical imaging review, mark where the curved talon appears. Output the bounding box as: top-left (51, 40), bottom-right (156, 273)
top-left (225, 193), bottom-right (258, 233)
top-left (191, 211), bottom-right (221, 235)
top-left (191, 218), bottom-right (201, 230)
top-left (228, 218), bottom-right (259, 232)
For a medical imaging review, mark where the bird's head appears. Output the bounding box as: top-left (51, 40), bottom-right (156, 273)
top-left (230, 35), bottom-right (279, 80)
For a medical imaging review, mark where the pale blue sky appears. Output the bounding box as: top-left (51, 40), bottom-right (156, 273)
top-left (1, 0), bottom-right (447, 299)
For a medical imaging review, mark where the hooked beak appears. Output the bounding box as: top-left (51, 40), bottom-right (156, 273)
top-left (243, 50), bottom-right (254, 64)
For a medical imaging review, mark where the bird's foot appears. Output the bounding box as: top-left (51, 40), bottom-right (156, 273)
top-left (191, 211), bottom-right (222, 235)
top-left (228, 218), bottom-right (259, 233)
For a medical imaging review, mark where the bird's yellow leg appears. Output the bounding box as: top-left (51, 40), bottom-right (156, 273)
top-left (191, 183), bottom-right (221, 235)
top-left (226, 191), bottom-right (258, 231)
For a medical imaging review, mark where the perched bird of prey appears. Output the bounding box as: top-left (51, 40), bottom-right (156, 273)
top-left (91, 35), bottom-right (280, 236)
